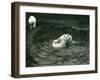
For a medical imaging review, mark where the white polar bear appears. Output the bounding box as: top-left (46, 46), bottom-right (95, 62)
top-left (52, 34), bottom-right (74, 48)
top-left (28, 16), bottom-right (36, 29)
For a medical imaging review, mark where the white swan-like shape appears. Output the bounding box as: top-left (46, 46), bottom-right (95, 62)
top-left (52, 34), bottom-right (73, 48)
top-left (28, 16), bottom-right (36, 29)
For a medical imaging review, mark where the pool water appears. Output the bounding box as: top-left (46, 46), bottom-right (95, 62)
top-left (26, 25), bottom-right (89, 67)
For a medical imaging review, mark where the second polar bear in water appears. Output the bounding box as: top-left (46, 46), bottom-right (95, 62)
top-left (52, 34), bottom-right (75, 48)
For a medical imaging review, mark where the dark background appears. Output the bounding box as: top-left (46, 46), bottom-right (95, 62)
top-left (26, 12), bottom-right (89, 67)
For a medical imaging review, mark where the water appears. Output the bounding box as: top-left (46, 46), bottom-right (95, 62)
top-left (26, 13), bottom-right (89, 67)
top-left (26, 24), bottom-right (89, 67)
